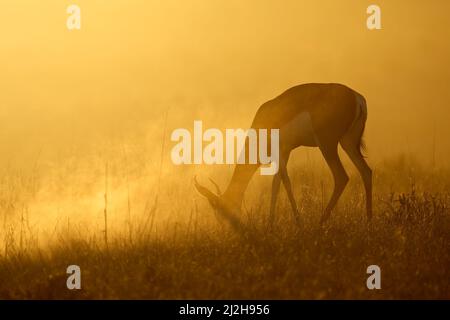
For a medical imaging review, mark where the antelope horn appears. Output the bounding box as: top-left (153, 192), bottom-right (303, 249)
top-left (193, 176), bottom-right (220, 207)
top-left (208, 177), bottom-right (222, 195)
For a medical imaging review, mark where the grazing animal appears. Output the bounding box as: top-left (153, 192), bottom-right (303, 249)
top-left (194, 83), bottom-right (372, 227)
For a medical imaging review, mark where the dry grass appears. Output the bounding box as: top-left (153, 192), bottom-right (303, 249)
top-left (0, 155), bottom-right (449, 299)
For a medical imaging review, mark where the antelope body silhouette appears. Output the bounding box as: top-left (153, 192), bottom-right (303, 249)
top-left (194, 83), bottom-right (372, 228)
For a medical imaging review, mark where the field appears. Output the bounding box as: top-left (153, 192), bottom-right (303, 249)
top-left (2, 0), bottom-right (450, 302)
top-left (0, 153), bottom-right (448, 300)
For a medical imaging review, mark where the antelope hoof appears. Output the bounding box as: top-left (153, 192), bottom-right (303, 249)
top-left (319, 212), bottom-right (331, 226)
top-left (293, 212), bottom-right (301, 226)
top-left (266, 218), bottom-right (275, 233)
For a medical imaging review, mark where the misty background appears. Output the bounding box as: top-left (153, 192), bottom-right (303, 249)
top-left (1, 0), bottom-right (450, 164)
top-left (0, 0), bottom-right (449, 238)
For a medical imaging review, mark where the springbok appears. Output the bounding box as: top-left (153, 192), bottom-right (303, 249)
top-left (194, 83), bottom-right (372, 227)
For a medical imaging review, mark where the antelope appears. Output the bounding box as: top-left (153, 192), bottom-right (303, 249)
top-left (194, 83), bottom-right (372, 227)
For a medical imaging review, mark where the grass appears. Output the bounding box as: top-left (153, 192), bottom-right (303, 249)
top-left (0, 155), bottom-right (449, 299)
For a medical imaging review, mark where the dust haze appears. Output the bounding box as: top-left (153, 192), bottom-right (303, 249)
top-left (0, 1), bottom-right (449, 299)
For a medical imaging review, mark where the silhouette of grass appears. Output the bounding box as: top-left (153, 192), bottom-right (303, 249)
top-left (0, 156), bottom-right (449, 299)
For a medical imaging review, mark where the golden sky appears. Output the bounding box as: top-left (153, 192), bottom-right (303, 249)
top-left (1, 0), bottom-right (450, 166)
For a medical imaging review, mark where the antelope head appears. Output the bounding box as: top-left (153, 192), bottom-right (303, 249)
top-left (193, 176), bottom-right (244, 233)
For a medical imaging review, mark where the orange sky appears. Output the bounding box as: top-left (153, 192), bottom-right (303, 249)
top-left (1, 0), bottom-right (450, 167)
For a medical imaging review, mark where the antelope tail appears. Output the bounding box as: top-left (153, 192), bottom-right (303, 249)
top-left (353, 93), bottom-right (368, 158)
